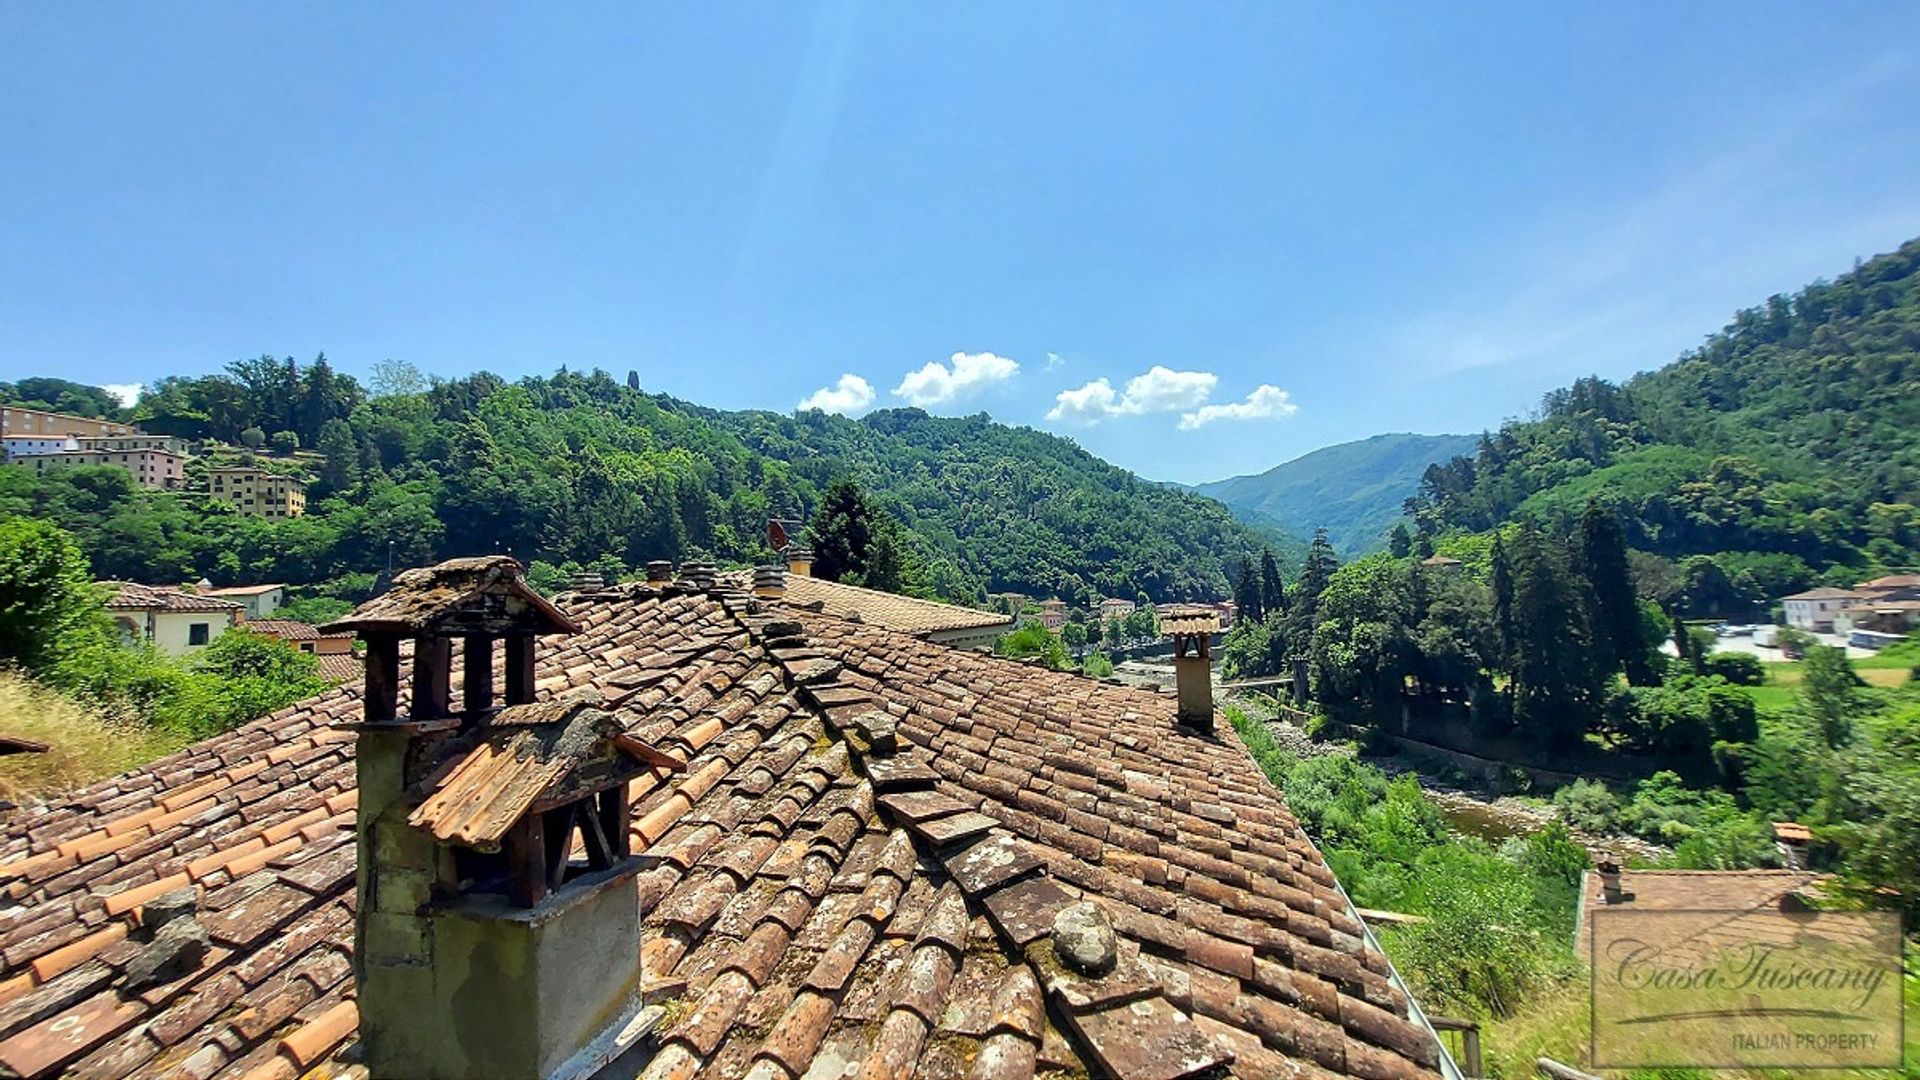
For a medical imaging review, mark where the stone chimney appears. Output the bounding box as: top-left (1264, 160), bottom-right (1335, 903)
top-left (1773, 821), bottom-right (1812, 870)
top-left (644, 560), bottom-right (672, 586)
top-left (786, 546), bottom-right (813, 578)
top-left (568, 569), bottom-right (605, 593)
top-left (324, 557), bottom-right (659, 1079)
top-left (681, 561), bottom-right (717, 590)
top-left (1595, 857), bottom-right (1629, 905)
top-left (753, 563), bottom-right (787, 599)
top-left (1160, 606), bottom-right (1220, 732)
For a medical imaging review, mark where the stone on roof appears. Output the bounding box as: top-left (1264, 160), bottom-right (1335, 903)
top-left (103, 583), bottom-right (245, 614)
top-left (0, 579), bottom-right (1447, 1079)
top-left (320, 555), bottom-right (579, 636)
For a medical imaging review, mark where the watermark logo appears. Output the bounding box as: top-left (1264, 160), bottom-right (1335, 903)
top-left (1590, 906), bottom-right (1904, 1070)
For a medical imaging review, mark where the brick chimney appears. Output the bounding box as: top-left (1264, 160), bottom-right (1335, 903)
top-left (1160, 606), bottom-right (1220, 732)
top-left (324, 557), bottom-right (661, 1079)
top-left (786, 546), bottom-right (813, 578)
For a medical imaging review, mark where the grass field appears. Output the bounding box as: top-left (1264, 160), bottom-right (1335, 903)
top-left (1743, 653), bottom-right (1916, 711)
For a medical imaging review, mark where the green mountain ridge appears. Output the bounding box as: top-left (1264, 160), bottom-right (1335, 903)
top-left (1189, 432), bottom-right (1476, 555)
top-left (1408, 236), bottom-right (1920, 597)
top-left (1, 368), bottom-right (1286, 605)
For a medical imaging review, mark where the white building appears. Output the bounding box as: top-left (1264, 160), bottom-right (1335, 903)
top-left (1098, 597), bottom-right (1138, 621)
top-left (1780, 587), bottom-right (1862, 632)
top-left (106, 583), bottom-right (244, 656)
top-left (1, 436), bottom-right (79, 459)
top-left (203, 582), bottom-right (289, 620)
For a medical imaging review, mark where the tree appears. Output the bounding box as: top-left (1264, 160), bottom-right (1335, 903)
top-left (1259, 549), bottom-right (1286, 617)
top-left (1296, 529), bottom-right (1339, 616)
top-left (239, 426), bottom-right (266, 451)
top-left (1504, 524), bottom-right (1604, 750)
top-left (1060, 620), bottom-right (1088, 651)
top-left (370, 358), bottom-right (427, 398)
top-left (0, 519), bottom-right (107, 674)
top-left (1801, 644), bottom-right (1864, 748)
top-left (1233, 554), bottom-right (1263, 624)
top-left (316, 418), bottom-right (361, 494)
top-left (808, 478), bottom-right (911, 593)
top-left (1387, 523), bottom-right (1413, 558)
top-left (1581, 502), bottom-right (1660, 686)
top-left (626, 370), bottom-right (641, 391)
top-left (269, 430), bottom-right (299, 455)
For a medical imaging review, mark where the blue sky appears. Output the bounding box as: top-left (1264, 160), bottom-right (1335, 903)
top-left (3, 6), bottom-right (1918, 484)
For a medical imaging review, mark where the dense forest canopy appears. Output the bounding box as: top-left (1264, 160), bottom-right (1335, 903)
top-left (1, 362), bottom-right (1278, 604)
top-left (1407, 238), bottom-right (1920, 598)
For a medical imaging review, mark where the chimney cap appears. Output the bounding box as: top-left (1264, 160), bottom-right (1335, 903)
top-left (1160, 605), bottom-right (1219, 636)
top-left (321, 555), bottom-right (580, 636)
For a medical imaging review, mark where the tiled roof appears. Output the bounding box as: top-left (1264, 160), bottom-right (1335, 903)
top-left (313, 655), bottom-right (362, 684)
top-left (1858, 574), bottom-right (1920, 590)
top-left (200, 585), bottom-right (286, 598)
top-left (0, 584), bottom-right (1443, 1080)
top-left (1580, 869), bottom-right (1825, 913)
top-left (237, 621), bottom-right (325, 642)
top-left (1781, 587), bottom-right (1861, 601)
top-left (103, 584), bottom-right (244, 615)
top-left (1160, 605), bottom-right (1221, 636)
top-left (771, 575), bottom-right (1015, 637)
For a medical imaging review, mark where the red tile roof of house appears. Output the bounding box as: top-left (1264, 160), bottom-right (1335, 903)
top-left (313, 655), bottom-right (362, 684)
top-left (102, 584), bottom-right (245, 615)
top-left (236, 620), bottom-right (327, 642)
top-left (199, 585), bottom-right (287, 598)
top-left (0, 582), bottom-right (1443, 1079)
top-left (769, 574), bottom-right (1015, 636)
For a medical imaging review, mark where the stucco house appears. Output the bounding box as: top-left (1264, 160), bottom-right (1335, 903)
top-left (104, 583), bottom-right (244, 655)
top-left (1780, 586), bottom-right (1861, 631)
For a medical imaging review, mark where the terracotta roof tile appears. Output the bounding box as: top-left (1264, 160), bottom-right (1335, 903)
top-left (0, 580), bottom-right (1446, 1079)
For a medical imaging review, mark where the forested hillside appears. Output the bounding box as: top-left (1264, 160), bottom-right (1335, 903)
top-left (1, 364), bottom-right (1272, 604)
top-left (1407, 238), bottom-right (1920, 598)
top-left (1193, 432), bottom-right (1475, 555)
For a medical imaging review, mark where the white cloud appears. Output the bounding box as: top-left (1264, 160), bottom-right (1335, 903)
top-left (1118, 366), bottom-right (1216, 413)
top-left (1045, 377), bottom-right (1121, 423)
top-left (796, 373), bottom-right (875, 415)
top-left (893, 351), bottom-right (1019, 407)
top-left (1044, 352), bottom-right (1066, 369)
top-left (103, 383), bottom-right (142, 407)
top-left (1045, 365), bottom-right (1218, 423)
top-left (1178, 385), bottom-right (1298, 429)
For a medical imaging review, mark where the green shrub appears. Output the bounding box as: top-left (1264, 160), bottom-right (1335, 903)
top-left (1701, 651), bottom-right (1764, 686)
top-left (1551, 778), bottom-right (1621, 834)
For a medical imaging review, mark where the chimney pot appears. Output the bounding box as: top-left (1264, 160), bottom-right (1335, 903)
top-left (787, 547), bottom-right (814, 578)
top-left (1160, 605), bottom-right (1219, 731)
top-left (753, 563), bottom-right (787, 599)
top-left (645, 560), bottom-right (673, 584)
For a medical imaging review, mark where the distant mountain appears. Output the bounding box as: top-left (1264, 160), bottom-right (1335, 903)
top-left (1408, 237), bottom-right (1920, 593)
top-left (1190, 433), bottom-right (1477, 555)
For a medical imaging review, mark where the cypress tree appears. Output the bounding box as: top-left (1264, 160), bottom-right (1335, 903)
top-left (1579, 502), bottom-right (1658, 686)
top-left (1259, 549), bottom-right (1286, 617)
top-left (1387, 523), bottom-right (1413, 558)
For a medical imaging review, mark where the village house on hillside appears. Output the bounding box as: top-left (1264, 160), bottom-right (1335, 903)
top-left (0, 556), bottom-right (1452, 1079)
top-left (104, 582), bottom-right (244, 655)
top-left (208, 466), bottom-right (307, 519)
top-left (742, 552), bottom-right (1013, 651)
top-left (0, 405), bottom-right (133, 440)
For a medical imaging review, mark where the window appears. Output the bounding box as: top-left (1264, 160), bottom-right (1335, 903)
top-left (188, 623), bottom-right (210, 646)
top-left (300, 643), bottom-right (314, 653)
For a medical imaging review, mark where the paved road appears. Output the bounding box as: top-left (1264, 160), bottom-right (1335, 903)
top-left (1662, 628), bottom-right (1879, 659)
